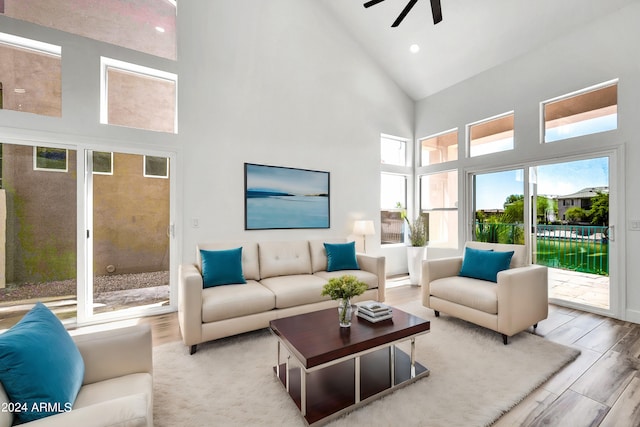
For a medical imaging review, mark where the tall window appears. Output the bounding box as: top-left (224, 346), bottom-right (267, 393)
top-left (468, 112), bottom-right (514, 157)
top-left (100, 57), bottom-right (177, 134)
top-left (381, 174), bottom-right (406, 245)
top-left (543, 81), bottom-right (618, 143)
top-left (0, 32), bottom-right (61, 117)
top-left (420, 171), bottom-right (458, 248)
top-left (473, 169), bottom-right (524, 244)
top-left (420, 129), bottom-right (458, 166)
top-left (380, 134), bottom-right (410, 245)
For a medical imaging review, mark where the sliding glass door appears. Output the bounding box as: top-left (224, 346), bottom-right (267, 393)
top-left (470, 153), bottom-right (617, 315)
top-left (0, 142), bottom-right (78, 329)
top-left (84, 149), bottom-right (174, 321)
top-left (532, 157), bottom-right (611, 311)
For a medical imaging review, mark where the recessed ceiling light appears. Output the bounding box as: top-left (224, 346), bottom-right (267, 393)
top-left (410, 44), bottom-right (420, 53)
top-left (155, 26), bottom-right (165, 33)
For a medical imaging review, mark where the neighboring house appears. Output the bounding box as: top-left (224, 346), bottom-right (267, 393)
top-left (557, 187), bottom-right (609, 222)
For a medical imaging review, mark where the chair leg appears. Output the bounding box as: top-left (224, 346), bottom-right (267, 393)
top-left (434, 310), bottom-right (440, 317)
top-left (502, 334), bottom-right (509, 345)
top-left (189, 344), bottom-right (197, 355)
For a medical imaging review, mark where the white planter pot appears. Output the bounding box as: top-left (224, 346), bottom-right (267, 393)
top-left (407, 246), bottom-right (427, 285)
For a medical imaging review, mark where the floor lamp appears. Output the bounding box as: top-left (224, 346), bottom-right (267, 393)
top-left (353, 220), bottom-right (375, 253)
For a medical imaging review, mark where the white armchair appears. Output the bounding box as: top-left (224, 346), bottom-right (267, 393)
top-left (421, 241), bottom-right (548, 344)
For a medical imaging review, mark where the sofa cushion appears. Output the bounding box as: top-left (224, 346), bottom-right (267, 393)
top-left (459, 247), bottom-right (514, 283)
top-left (197, 242), bottom-right (260, 281)
top-left (309, 238), bottom-right (346, 272)
top-left (430, 276), bottom-right (498, 314)
top-left (259, 275), bottom-right (330, 309)
top-left (0, 302), bottom-right (85, 423)
top-left (200, 247), bottom-right (247, 288)
top-left (324, 242), bottom-right (360, 272)
top-left (314, 270), bottom-right (378, 289)
top-left (202, 280), bottom-right (276, 323)
top-left (258, 241), bottom-right (312, 279)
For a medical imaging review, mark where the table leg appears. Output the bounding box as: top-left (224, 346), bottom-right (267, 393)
top-left (301, 368), bottom-right (307, 417)
top-left (390, 345), bottom-right (395, 387)
top-left (276, 341), bottom-right (281, 378)
top-left (355, 356), bottom-right (361, 403)
top-left (286, 354), bottom-right (290, 392)
top-left (410, 338), bottom-right (416, 378)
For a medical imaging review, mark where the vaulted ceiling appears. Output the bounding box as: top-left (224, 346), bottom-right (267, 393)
top-left (320, 0), bottom-right (638, 100)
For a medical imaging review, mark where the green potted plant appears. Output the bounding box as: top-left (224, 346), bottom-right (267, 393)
top-left (321, 275), bottom-right (368, 327)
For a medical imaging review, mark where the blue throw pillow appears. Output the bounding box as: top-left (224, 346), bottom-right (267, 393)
top-left (200, 247), bottom-right (247, 288)
top-left (324, 242), bottom-right (360, 272)
top-left (459, 247), bottom-right (515, 283)
top-left (0, 302), bottom-right (84, 423)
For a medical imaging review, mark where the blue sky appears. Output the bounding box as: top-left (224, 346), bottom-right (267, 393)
top-left (476, 157), bottom-right (609, 210)
top-left (246, 164), bottom-right (328, 195)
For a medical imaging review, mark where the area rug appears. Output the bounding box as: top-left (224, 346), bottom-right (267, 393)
top-left (152, 300), bottom-right (580, 426)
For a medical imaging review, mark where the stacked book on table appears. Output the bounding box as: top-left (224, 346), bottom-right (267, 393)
top-left (356, 301), bottom-right (393, 323)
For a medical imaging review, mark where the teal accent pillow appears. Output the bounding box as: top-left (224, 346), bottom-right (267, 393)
top-left (0, 302), bottom-right (84, 423)
top-left (200, 247), bottom-right (247, 288)
top-left (324, 242), bottom-right (360, 272)
top-left (459, 247), bottom-right (515, 283)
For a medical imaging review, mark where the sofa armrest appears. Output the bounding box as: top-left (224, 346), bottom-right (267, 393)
top-left (420, 257), bottom-right (463, 307)
top-left (497, 264), bottom-right (549, 336)
top-left (24, 394), bottom-right (149, 427)
top-left (72, 325), bottom-right (152, 386)
top-left (356, 254), bottom-right (386, 302)
top-left (178, 263), bottom-right (204, 347)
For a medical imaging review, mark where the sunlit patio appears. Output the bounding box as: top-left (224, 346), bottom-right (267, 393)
top-left (548, 267), bottom-right (609, 309)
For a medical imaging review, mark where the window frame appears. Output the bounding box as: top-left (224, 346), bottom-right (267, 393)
top-left (100, 56), bottom-right (178, 134)
top-left (419, 169), bottom-right (459, 248)
top-left (92, 151), bottom-right (113, 176)
top-left (380, 172), bottom-right (408, 246)
top-left (466, 111), bottom-right (515, 158)
top-left (143, 155), bottom-right (169, 179)
top-left (541, 79), bottom-right (618, 144)
top-left (33, 146), bottom-right (68, 172)
top-left (419, 128), bottom-right (459, 166)
top-left (380, 134), bottom-right (409, 166)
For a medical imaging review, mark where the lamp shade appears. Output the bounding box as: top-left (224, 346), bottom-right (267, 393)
top-left (353, 220), bottom-right (375, 236)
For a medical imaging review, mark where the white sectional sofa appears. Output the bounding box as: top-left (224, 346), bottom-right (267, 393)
top-left (179, 239), bottom-right (386, 354)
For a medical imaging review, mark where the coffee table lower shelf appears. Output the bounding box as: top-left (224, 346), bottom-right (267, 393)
top-left (273, 346), bottom-right (429, 426)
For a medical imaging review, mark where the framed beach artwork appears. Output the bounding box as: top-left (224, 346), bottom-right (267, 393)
top-left (244, 163), bottom-right (330, 230)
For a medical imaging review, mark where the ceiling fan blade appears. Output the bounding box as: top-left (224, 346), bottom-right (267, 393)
top-left (391, 0), bottom-right (418, 27)
top-left (363, 0), bottom-right (386, 8)
top-left (430, 0), bottom-right (443, 24)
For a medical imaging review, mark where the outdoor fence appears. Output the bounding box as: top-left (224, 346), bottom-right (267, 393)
top-left (475, 222), bottom-right (609, 276)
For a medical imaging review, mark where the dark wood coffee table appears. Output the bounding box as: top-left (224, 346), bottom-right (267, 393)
top-left (269, 306), bottom-right (430, 426)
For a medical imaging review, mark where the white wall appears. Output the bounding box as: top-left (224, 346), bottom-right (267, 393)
top-left (414, 2), bottom-right (640, 320)
top-left (178, 1), bottom-right (414, 264)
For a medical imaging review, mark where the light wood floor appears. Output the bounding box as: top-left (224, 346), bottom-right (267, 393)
top-left (142, 284), bottom-right (640, 427)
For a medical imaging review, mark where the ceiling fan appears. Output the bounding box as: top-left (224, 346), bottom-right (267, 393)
top-left (363, 0), bottom-right (443, 27)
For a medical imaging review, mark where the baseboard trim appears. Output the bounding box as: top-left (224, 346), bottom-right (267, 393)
top-left (625, 309), bottom-right (640, 324)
